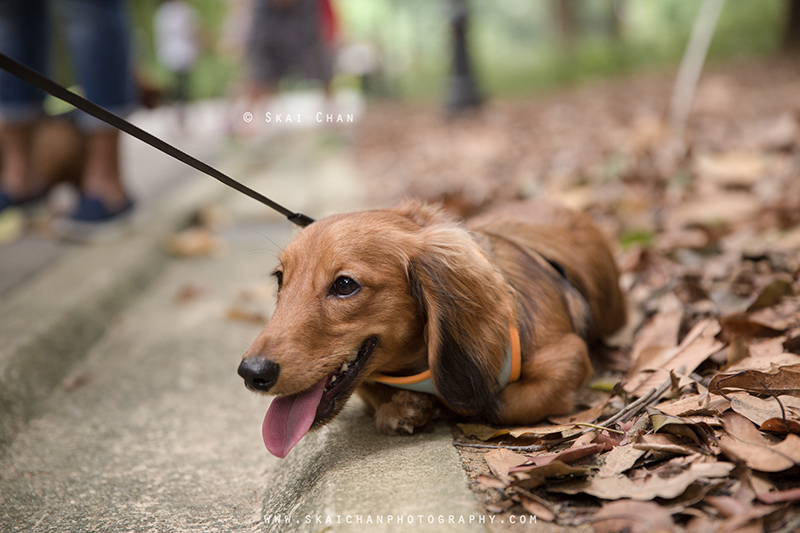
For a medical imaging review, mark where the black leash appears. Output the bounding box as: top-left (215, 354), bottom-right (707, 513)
top-left (0, 52), bottom-right (315, 228)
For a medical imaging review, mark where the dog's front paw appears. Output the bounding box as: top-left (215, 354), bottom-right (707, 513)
top-left (375, 391), bottom-right (436, 435)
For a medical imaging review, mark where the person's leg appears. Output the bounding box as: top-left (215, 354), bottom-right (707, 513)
top-left (0, 0), bottom-right (49, 202)
top-left (81, 129), bottom-right (126, 208)
top-left (58, 0), bottom-right (135, 211)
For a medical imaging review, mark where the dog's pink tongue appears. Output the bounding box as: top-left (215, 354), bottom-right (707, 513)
top-left (262, 377), bottom-right (326, 458)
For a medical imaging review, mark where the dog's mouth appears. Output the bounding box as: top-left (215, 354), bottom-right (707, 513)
top-left (261, 337), bottom-right (378, 458)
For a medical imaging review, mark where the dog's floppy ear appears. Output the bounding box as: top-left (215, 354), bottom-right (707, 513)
top-left (408, 224), bottom-right (516, 417)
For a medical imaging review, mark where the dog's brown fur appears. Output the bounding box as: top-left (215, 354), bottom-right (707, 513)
top-left (243, 200), bottom-right (626, 434)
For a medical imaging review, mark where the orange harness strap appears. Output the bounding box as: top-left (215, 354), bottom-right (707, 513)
top-left (372, 325), bottom-right (521, 396)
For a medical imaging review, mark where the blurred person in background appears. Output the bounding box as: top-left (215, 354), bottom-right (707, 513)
top-left (154, 0), bottom-right (199, 131)
top-left (0, 0), bottom-right (136, 240)
top-left (246, 0), bottom-right (337, 109)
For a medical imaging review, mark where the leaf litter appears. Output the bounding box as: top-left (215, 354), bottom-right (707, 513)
top-left (356, 59), bottom-right (800, 532)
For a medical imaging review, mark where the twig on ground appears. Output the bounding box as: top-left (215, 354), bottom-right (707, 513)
top-left (452, 372), bottom-right (675, 452)
top-left (452, 442), bottom-right (545, 452)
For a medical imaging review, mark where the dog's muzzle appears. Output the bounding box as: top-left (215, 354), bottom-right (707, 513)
top-left (238, 357), bottom-right (280, 392)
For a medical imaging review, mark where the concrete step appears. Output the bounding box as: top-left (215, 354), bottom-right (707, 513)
top-left (0, 218), bottom-right (486, 532)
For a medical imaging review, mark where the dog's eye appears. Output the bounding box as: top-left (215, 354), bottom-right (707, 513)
top-left (332, 276), bottom-right (360, 297)
top-left (272, 270), bottom-right (283, 292)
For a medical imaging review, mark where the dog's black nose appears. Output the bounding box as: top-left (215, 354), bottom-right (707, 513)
top-left (238, 357), bottom-right (280, 392)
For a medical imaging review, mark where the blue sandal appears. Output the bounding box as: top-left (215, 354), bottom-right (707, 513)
top-left (0, 188), bottom-right (49, 214)
top-left (53, 194), bottom-right (136, 242)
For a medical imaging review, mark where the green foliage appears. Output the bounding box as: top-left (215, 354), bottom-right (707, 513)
top-left (620, 229), bottom-right (655, 250)
top-left (127, 0), bottom-right (787, 101)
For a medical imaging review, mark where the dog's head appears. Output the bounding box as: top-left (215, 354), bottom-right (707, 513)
top-left (239, 201), bottom-right (516, 457)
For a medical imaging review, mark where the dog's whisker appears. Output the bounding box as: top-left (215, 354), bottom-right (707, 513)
top-left (253, 231), bottom-right (285, 256)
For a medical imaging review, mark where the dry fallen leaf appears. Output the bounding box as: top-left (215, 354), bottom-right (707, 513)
top-left (457, 424), bottom-right (511, 441)
top-left (756, 486), bottom-right (800, 504)
top-left (175, 284), bottom-right (204, 303)
top-left (548, 402), bottom-right (607, 425)
top-left (510, 443), bottom-right (604, 471)
top-left (477, 474), bottom-right (506, 490)
top-left (484, 448), bottom-right (528, 481)
top-left (759, 417), bottom-right (800, 434)
top-left (746, 279), bottom-right (794, 313)
top-left (165, 227), bottom-right (222, 257)
top-left (225, 306), bottom-right (267, 325)
top-left (634, 433), bottom-right (703, 456)
top-left (718, 412), bottom-right (800, 472)
top-left (717, 316), bottom-right (786, 343)
top-left (625, 319), bottom-right (723, 397)
top-left (552, 461), bottom-right (735, 500)
top-left (709, 363), bottom-right (800, 397)
top-left (729, 393), bottom-right (777, 426)
top-left (592, 500), bottom-right (675, 533)
top-left (518, 495), bottom-right (555, 522)
top-left (656, 393), bottom-right (730, 417)
top-left (597, 444), bottom-right (646, 478)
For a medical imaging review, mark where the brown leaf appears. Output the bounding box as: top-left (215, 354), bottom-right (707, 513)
top-left (759, 417), bottom-right (800, 434)
top-left (706, 495), bottom-right (753, 518)
top-left (591, 429), bottom-right (626, 451)
top-left (730, 392), bottom-right (788, 426)
top-left (457, 423), bottom-right (511, 441)
top-left (597, 445), bottom-right (646, 478)
top-left (508, 424), bottom-right (579, 439)
top-left (634, 434), bottom-right (701, 456)
top-left (510, 460), bottom-right (591, 481)
top-left (649, 410), bottom-right (714, 448)
top-left (518, 495), bottom-right (555, 522)
top-left (726, 336), bottom-right (751, 367)
top-left (625, 319), bottom-right (723, 397)
top-left (718, 316), bottom-right (786, 343)
top-left (746, 279), bottom-right (794, 313)
top-left (661, 480), bottom-right (726, 510)
top-left (756, 486), bottom-right (800, 504)
top-left (61, 372), bottom-right (93, 392)
top-left (784, 334), bottom-right (800, 355)
top-left (709, 363), bottom-right (800, 397)
top-left (510, 443), bottom-right (603, 472)
top-left (175, 284), bottom-right (204, 303)
top-left (165, 227), bottom-right (222, 257)
top-left (551, 461), bottom-right (735, 500)
top-left (656, 393), bottom-right (730, 417)
top-left (694, 151), bottom-right (768, 189)
top-left (747, 338), bottom-right (793, 360)
top-left (225, 307), bottom-right (267, 325)
top-left (477, 474), bottom-right (506, 490)
top-left (628, 294), bottom-right (683, 368)
top-left (548, 402), bottom-right (607, 425)
top-left (485, 448), bottom-right (528, 481)
top-left (685, 514), bottom-right (721, 533)
top-left (484, 499), bottom-right (514, 513)
top-left (719, 412), bottom-right (800, 472)
top-left (592, 500), bottom-right (674, 533)
top-left (717, 505), bottom-right (780, 533)
top-left (727, 351), bottom-right (800, 372)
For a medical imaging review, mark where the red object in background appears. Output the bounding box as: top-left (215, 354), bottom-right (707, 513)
top-left (319, 0), bottom-right (338, 45)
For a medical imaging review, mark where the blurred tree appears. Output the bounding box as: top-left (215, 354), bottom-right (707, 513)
top-left (607, 0), bottom-right (624, 40)
top-left (553, 0), bottom-right (580, 47)
top-left (445, 0), bottom-right (483, 113)
top-left (785, 0), bottom-right (800, 50)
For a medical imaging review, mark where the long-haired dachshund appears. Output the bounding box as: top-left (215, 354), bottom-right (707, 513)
top-left (238, 200), bottom-right (626, 457)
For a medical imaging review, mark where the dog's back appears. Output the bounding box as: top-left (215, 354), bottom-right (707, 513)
top-left (466, 200), bottom-right (626, 342)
